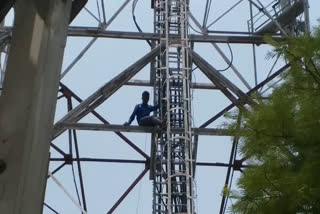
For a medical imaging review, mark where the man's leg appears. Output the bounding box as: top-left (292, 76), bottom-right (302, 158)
top-left (151, 117), bottom-right (162, 126)
top-left (139, 116), bottom-right (153, 126)
top-left (139, 116), bottom-right (161, 127)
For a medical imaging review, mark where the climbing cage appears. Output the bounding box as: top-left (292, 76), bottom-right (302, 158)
top-left (151, 0), bottom-right (195, 213)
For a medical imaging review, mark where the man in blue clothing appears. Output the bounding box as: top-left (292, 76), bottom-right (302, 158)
top-left (124, 91), bottom-right (161, 127)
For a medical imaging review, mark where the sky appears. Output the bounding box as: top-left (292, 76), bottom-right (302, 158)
top-left (2, 0), bottom-right (320, 214)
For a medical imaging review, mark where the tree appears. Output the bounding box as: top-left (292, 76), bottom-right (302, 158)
top-left (227, 27), bottom-right (320, 214)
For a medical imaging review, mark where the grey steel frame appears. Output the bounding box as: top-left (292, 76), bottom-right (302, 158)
top-left (0, 0), bottom-right (310, 213)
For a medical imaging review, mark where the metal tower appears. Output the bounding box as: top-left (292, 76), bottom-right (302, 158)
top-left (0, 0), bottom-right (311, 213)
top-left (152, 0), bottom-right (194, 213)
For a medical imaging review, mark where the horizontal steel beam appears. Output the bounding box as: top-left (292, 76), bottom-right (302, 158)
top-left (125, 79), bottom-right (218, 89)
top-left (50, 158), bottom-right (147, 164)
top-left (56, 123), bottom-right (230, 136)
top-left (67, 27), bottom-right (274, 44)
top-left (49, 157), bottom-right (248, 168)
top-left (196, 162), bottom-right (248, 168)
top-left (0, 27), bottom-right (281, 44)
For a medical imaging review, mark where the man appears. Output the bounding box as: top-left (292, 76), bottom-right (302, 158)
top-left (124, 91), bottom-right (161, 127)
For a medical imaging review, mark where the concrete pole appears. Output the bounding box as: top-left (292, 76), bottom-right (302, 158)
top-left (0, 0), bottom-right (72, 213)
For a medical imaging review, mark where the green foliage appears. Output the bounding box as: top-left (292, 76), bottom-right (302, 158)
top-left (228, 27), bottom-right (320, 213)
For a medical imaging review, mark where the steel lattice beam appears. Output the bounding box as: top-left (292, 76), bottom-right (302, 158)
top-left (55, 123), bottom-right (230, 136)
top-left (49, 157), bottom-right (249, 168)
top-left (200, 64), bottom-right (290, 128)
top-left (0, 26), bottom-right (282, 44)
top-left (107, 167), bottom-right (149, 214)
top-left (191, 49), bottom-right (257, 106)
top-left (68, 27), bottom-right (276, 44)
top-left (125, 79), bottom-right (218, 89)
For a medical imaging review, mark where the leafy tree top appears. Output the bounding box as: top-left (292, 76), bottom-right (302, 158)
top-left (227, 26), bottom-right (320, 214)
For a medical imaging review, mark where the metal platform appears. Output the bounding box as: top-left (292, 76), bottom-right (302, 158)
top-left (254, 0), bottom-right (305, 34)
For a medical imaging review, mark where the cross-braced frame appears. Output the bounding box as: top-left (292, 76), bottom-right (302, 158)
top-left (0, 0), bottom-right (310, 213)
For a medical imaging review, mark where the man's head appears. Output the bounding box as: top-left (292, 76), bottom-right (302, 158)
top-left (142, 91), bottom-right (149, 104)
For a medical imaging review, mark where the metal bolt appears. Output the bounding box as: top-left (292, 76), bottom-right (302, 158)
top-left (0, 159), bottom-right (7, 174)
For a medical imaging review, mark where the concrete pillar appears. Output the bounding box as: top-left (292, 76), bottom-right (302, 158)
top-left (0, 0), bottom-right (72, 213)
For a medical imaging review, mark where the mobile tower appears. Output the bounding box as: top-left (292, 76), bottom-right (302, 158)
top-left (151, 0), bottom-right (194, 213)
top-left (0, 0), bottom-right (310, 213)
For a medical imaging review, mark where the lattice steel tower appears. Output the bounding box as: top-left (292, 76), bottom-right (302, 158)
top-left (0, 0), bottom-right (311, 214)
top-left (152, 0), bottom-right (194, 213)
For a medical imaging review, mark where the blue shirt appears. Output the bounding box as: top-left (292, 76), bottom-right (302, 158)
top-left (128, 104), bottom-right (159, 125)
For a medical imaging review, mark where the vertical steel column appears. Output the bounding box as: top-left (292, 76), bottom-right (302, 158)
top-left (67, 97), bottom-right (88, 212)
top-left (249, 1), bottom-right (258, 86)
top-left (303, 0), bottom-right (310, 32)
top-left (152, 0), bottom-right (194, 213)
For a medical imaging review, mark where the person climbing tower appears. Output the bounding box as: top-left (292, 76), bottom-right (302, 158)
top-left (124, 91), bottom-right (161, 127)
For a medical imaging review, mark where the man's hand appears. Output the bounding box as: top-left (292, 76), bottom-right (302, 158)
top-left (124, 122), bottom-right (129, 126)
